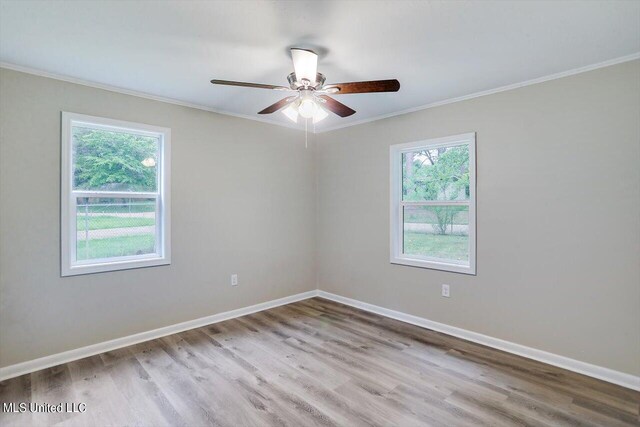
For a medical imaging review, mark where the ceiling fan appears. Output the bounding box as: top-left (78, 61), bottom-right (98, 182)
top-left (211, 48), bottom-right (400, 124)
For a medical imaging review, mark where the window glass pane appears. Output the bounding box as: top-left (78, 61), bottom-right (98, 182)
top-left (403, 205), bottom-right (469, 264)
top-left (402, 144), bottom-right (469, 201)
top-left (72, 126), bottom-right (159, 192)
top-left (75, 198), bottom-right (157, 261)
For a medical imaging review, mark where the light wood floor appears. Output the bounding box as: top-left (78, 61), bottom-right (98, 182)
top-left (1, 297), bottom-right (638, 426)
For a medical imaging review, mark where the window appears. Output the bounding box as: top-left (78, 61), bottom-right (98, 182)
top-left (390, 133), bottom-right (476, 274)
top-left (61, 112), bottom-right (170, 276)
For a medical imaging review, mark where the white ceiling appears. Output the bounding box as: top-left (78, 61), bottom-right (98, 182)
top-left (1, 0), bottom-right (639, 132)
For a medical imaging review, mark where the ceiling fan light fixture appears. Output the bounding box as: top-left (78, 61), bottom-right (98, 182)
top-left (282, 104), bottom-right (299, 122)
top-left (298, 98), bottom-right (317, 118)
top-left (211, 49), bottom-right (400, 121)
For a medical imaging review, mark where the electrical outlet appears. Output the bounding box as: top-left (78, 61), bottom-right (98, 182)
top-left (442, 284), bottom-right (450, 298)
top-left (231, 274), bottom-right (238, 286)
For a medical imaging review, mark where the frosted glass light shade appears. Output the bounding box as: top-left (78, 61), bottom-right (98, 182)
top-left (298, 99), bottom-right (317, 118)
top-left (313, 106), bottom-right (329, 123)
top-left (282, 104), bottom-right (299, 122)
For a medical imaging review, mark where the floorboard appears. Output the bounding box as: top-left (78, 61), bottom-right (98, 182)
top-left (1, 297), bottom-right (638, 426)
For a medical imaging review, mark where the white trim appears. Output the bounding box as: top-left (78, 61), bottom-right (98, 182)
top-left (0, 290), bottom-right (319, 382)
top-left (400, 200), bottom-right (469, 206)
top-left (0, 62), bottom-right (305, 133)
top-left (61, 112), bottom-right (171, 276)
top-left (71, 191), bottom-right (160, 199)
top-left (2, 53), bottom-right (639, 135)
top-left (317, 52), bottom-right (640, 133)
top-left (1, 288), bottom-right (638, 391)
top-left (390, 133), bottom-right (476, 275)
top-left (317, 291), bottom-right (640, 391)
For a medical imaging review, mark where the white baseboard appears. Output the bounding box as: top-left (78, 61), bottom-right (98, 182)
top-left (2, 288), bottom-right (638, 391)
top-left (0, 290), bottom-right (319, 382)
top-left (316, 290), bottom-right (640, 391)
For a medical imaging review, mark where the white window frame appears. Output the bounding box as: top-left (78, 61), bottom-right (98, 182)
top-left (390, 132), bottom-right (476, 275)
top-left (61, 112), bottom-right (171, 276)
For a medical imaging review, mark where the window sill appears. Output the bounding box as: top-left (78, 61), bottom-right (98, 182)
top-left (390, 255), bottom-right (476, 275)
top-left (62, 256), bottom-right (170, 277)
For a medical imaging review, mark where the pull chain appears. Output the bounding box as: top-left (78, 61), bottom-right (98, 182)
top-left (305, 118), bottom-right (308, 149)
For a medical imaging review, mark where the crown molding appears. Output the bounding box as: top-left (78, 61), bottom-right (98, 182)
top-left (315, 52), bottom-right (640, 133)
top-left (3, 52), bottom-right (639, 135)
top-left (0, 61), bottom-right (306, 133)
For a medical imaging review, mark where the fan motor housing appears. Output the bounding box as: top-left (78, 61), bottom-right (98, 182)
top-left (288, 72), bottom-right (326, 90)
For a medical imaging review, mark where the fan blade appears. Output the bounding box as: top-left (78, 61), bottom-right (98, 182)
top-left (324, 79), bottom-right (400, 94)
top-left (258, 96), bottom-right (297, 114)
top-left (291, 48), bottom-right (318, 84)
top-left (317, 95), bottom-right (356, 117)
top-left (211, 79), bottom-right (290, 91)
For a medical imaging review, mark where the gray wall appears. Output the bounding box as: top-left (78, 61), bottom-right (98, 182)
top-left (0, 68), bottom-right (316, 367)
top-left (2, 61), bottom-right (638, 377)
top-left (316, 60), bottom-right (640, 376)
